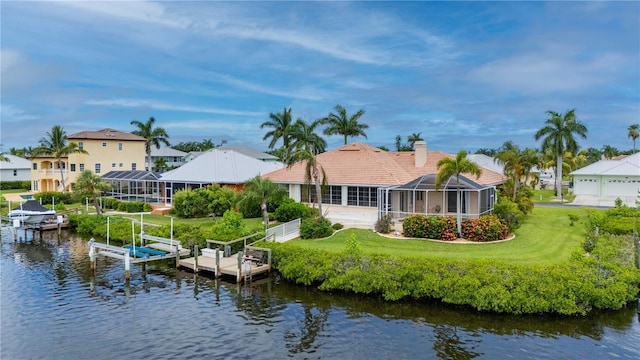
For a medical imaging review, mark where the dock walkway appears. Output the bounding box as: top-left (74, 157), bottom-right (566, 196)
top-left (179, 246), bottom-right (272, 283)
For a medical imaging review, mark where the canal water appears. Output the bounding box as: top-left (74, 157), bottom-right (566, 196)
top-left (1, 229), bottom-right (639, 359)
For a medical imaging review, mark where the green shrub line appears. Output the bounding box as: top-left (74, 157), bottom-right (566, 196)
top-left (259, 232), bottom-right (640, 316)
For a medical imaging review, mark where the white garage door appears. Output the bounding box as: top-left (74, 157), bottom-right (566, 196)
top-left (604, 178), bottom-right (640, 197)
top-left (574, 177), bottom-right (600, 196)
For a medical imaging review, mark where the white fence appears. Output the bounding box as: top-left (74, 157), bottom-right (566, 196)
top-left (266, 218), bottom-right (301, 243)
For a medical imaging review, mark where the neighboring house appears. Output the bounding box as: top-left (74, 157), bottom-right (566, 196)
top-left (183, 151), bottom-right (204, 163)
top-left (0, 154), bottom-right (31, 182)
top-left (149, 146), bottom-right (187, 171)
top-left (31, 128), bottom-right (146, 192)
top-left (569, 152), bottom-right (640, 207)
top-left (217, 145), bottom-right (279, 162)
top-left (155, 147), bottom-right (284, 205)
top-left (467, 154), bottom-right (505, 175)
top-left (262, 141), bottom-right (506, 228)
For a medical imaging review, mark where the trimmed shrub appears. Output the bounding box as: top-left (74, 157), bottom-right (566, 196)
top-left (374, 214), bottom-right (394, 234)
top-left (332, 223), bottom-right (344, 230)
top-left (35, 191), bottom-right (73, 205)
top-left (461, 215), bottom-right (509, 242)
top-left (117, 201), bottom-right (151, 213)
top-left (274, 199), bottom-right (312, 222)
top-left (492, 197), bottom-right (524, 231)
top-left (300, 216), bottom-right (333, 239)
top-left (0, 181), bottom-right (30, 190)
top-left (402, 214), bottom-right (456, 240)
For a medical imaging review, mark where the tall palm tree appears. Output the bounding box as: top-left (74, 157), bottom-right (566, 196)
top-left (601, 145), bottom-right (618, 160)
top-left (31, 125), bottom-right (89, 192)
top-left (289, 119), bottom-right (328, 216)
top-left (407, 132), bottom-right (424, 150)
top-left (628, 124), bottom-right (639, 153)
top-left (435, 150), bottom-right (482, 236)
top-left (321, 105), bottom-right (367, 145)
top-left (534, 109), bottom-right (587, 201)
top-left (261, 108), bottom-right (297, 161)
top-left (74, 170), bottom-right (112, 215)
top-left (239, 176), bottom-right (285, 231)
top-left (495, 142), bottom-right (525, 201)
top-left (130, 116), bottom-right (170, 172)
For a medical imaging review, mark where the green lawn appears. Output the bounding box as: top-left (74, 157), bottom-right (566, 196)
top-left (289, 206), bottom-right (590, 265)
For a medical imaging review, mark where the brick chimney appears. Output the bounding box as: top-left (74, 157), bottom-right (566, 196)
top-left (414, 140), bottom-right (427, 167)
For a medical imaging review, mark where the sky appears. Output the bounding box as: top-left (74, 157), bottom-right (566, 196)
top-left (1, 1), bottom-right (639, 155)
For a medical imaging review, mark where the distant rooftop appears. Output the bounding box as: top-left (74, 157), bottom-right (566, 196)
top-left (68, 128), bottom-right (146, 142)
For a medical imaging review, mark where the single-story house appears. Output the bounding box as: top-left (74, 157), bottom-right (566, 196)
top-left (102, 147), bottom-right (284, 206)
top-left (0, 154), bottom-right (31, 182)
top-left (569, 152), bottom-right (640, 207)
top-left (262, 141), bottom-right (506, 228)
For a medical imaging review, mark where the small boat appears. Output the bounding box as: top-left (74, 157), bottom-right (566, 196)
top-left (8, 200), bottom-right (57, 224)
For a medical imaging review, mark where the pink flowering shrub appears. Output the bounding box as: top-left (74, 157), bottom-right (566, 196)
top-left (402, 214), bottom-right (457, 240)
top-left (461, 215), bottom-right (510, 242)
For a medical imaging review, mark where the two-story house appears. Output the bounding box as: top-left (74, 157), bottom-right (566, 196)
top-left (31, 128), bottom-right (146, 192)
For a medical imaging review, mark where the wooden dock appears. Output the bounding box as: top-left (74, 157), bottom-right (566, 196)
top-left (179, 246), bottom-right (272, 283)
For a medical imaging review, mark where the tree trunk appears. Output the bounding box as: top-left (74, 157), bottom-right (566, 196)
top-left (556, 155), bottom-right (563, 201)
top-left (58, 159), bottom-right (66, 192)
top-left (261, 199), bottom-right (269, 231)
top-left (147, 150), bottom-right (152, 172)
top-left (93, 197), bottom-right (102, 215)
top-left (313, 166), bottom-right (323, 217)
top-left (456, 177), bottom-right (462, 236)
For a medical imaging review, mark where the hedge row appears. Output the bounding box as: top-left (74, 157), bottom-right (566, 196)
top-left (260, 233), bottom-right (640, 315)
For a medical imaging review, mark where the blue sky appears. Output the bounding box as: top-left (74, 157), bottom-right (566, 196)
top-left (1, 1), bottom-right (639, 154)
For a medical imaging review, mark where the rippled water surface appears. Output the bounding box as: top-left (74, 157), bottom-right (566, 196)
top-left (1, 229), bottom-right (639, 359)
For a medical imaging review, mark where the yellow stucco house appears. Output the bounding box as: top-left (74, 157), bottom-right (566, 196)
top-left (31, 128), bottom-right (146, 192)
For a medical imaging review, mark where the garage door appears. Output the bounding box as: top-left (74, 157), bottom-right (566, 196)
top-left (574, 177), bottom-right (600, 196)
top-left (604, 178), bottom-right (640, 197)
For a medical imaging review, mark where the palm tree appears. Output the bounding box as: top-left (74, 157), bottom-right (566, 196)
top-left (239, 176), bottom-right (285, 231)
top-left (261, 108), bottom-right (297, 161)
top-left (130, 116), bottom-right (170, 172)
top-left (31, 125), bottom-right (89, 192)
top-left (407, 132), bottom-right (424, 150)
top-left (74, 170), bottom-right (111, 215)
top-left (495, 142), bottom-right (525, 201)
top-left (0, 153), bottom-right (7, 162)
top-left (435, 150), bottom-right (482, 236)
top-left (534, 109), bottom-right (587, 201)
top-left (289, 119), bottom-right (328, 216)
top-left (601, 145), bottom-right (618, 160)
top-left (321, 105), bottom-right (367, 145)
top-left (628, 124), bottom-right (639, 152)
top-left (154, 157), bottom-right (168, 172)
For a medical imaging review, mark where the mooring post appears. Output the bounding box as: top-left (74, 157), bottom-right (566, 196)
top-left (89, 240), bottom-right (96, 271)
top-left (215, 248), bottom-right (220, 278)
top-left (194, 245), bottom-right (199, 272)
top-left (237, 251), bottom-right (243, 283)
top-left (125, 252), bottom-right (131, 280)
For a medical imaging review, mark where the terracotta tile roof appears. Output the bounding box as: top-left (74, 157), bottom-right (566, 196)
top-left (68, 128), bottom-right (146, 141)
top-left (263, 142), bottom-right (506, 186)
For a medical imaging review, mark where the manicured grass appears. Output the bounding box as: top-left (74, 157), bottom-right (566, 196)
top-left (533, 189), bottom-right (575, 203)
top-left (289, 206), bottom-right (591, 265)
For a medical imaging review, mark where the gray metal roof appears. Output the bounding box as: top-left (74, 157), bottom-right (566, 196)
top-left (570, 152), bottom-right (640, 176)
top-left (216, 145), bottom-right (277, 161)
top-left (467, 154), bottom-right (504, 175)
top-left (160, 148), bottom-right (284, 184)
top-left (150, 146), bottom-right (188, 157)
top-left (0, 155), bottom-right (31, 170)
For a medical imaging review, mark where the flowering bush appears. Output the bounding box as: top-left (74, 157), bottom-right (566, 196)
top-left (461, 215), bottom-right (509, 242)
top-left (402, 214), bottom-right (457, 240)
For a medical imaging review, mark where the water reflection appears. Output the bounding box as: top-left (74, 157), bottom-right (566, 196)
top-left (2, 229), bottom-right (638, 360)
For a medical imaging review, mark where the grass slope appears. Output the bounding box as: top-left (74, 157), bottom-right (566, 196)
top-left (290, 206), bottom-right (589, 265)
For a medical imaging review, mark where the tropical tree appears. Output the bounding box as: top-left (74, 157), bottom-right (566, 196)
top-left (74, 170), bottom-right (111, 215)
top-left (601, 145), bottom-right (619, 160)
top-left (435, 150), bottom-right (482, 235)
top-left (534, 109), bottom-right (587, 201)
top-left (261, 108), bottom-right (297, 161)
top-left (321, 104), bottom-right (368, 145)
top-left (154, 157), bottom-right (168, 172)
top-left (407, 132), bottom-right (424, 150)
top-left (627, 124), bottom-right (639, 152)
top-left (31, 125), bottom-right (89, 192)
top-left (289, 119), bottom-right (328, 216)
top-left (130, 116), bottom-right (170, 172)
top-left (0, 153), bottom-right (7, 162)
top-left (238, 176), bottom-right (285, 231)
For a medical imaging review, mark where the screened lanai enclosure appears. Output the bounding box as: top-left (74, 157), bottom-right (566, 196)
top-left (377, 174), bottom-right (497, 221)
top-left (101, 171), bottom-right (164, 204)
